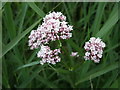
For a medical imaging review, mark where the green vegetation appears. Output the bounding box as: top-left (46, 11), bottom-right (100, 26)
top-left (2, 2), bottom-right (119, 88)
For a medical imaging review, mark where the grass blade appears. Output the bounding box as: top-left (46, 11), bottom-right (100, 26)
top-left (18, 3), bottom-right (28, 34)
top-left (4, 3), bottom-right (16, 39)
top-left (91, 3), bottom-right (106, 35)
top-left (96, 4), bottom-right (119, 38)
top-left (110, 77), bottom-right (119, 88)
top-left (75, 62), bottom-right (118, 85)
top-left (27, 2), bottom-right (45, 17)
top-left (18, 65), bottom-right (45, 88)
top-left (36, 75), bottom-right (58, 88)
top-left (16, 61), bottom-right (40, 71)
top-left (67, 39), bottom-right (84, 56)
top-left (2, 18), bottom-right (42, 57)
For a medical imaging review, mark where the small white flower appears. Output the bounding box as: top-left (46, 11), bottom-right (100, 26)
top-left (85, 52), bottom-right (90, 56)
top-left (97, 54), bottom-right (102, 58)
top-left (84, 56), bottom-right (90, 60)
top-left (90, 45), bottom-right (95, 50)
top-left (95, 37), bottom-right (101, 43)
top-left (89, 37), bottom-right (96, 42)
top-left (94, 59), bottom-right (100, 63)
top-left (92, 51), bottom-right (98, 55)
top-left (101, 41), bottom-right (106, 48)
top-left (70, 52), bottom-right (79, 57)
top-left (91, 56), bottom-right (96, 60)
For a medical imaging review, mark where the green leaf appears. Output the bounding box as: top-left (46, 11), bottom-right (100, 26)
top-left (110, 77), bottom-right (119, 88)
top-left (96, 4), bottom-right (119, 38)
top-left (104, 43), bottom-right (120, 53)
top-left (18, 65), bottom-right (45, 88)
top-left (102, 70), bottom-right (118, 88)
top-left (36, 75), bottom-right (58, 88)
top-left (63, 3), bottom-right (72, 24)
top-left (27, 2), bottom-right (45, 17)
top-left (91, 3), bottom-right (106, 35)
top-left (75, 62), bottom-right (118, 85)
top-left (67, 39), bottom-right (83, 56)
top-left (2, 18), bottom-right (42, 57)
top-left (4, 3), bottom-right (16, 39)
top-left (18, 3), bottom-right (28, 34)
top-left (16, 61), bottom-right (40, 71)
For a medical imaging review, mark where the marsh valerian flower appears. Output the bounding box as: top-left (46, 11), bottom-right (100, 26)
top-left (37, 45), bottom-right (61, 65)
top-left (28, 11), bottom-right (73, 65)
top-left (84, 37), bottom-right (106, 63)
top-left (28, 11), bottom-right (73, 50)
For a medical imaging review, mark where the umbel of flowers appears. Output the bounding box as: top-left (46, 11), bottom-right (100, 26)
top-left (28, 11), bottom-right (73, 65)
top-left (37, 45), bottom-right (61, 65)
top-left (84, 37), bottom-right (106, 63)
top-left (28, 12), bottom-right (73, 50)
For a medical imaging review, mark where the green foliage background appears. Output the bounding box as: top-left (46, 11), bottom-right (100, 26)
top-left (2, 2), bottom-right (120, 88)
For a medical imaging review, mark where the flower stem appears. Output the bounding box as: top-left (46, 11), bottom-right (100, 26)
top-left (58, 40), bottom-right (62, 48)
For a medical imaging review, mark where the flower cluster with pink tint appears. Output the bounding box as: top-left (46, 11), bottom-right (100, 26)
top-left (28, 11), bottom-right (73, 50)
top-left (84, 37), bottom-right (106, 63)
top-left (70, 52), bottom-right (79, 57)
top-left (37, 45), bottom-right (61, 65)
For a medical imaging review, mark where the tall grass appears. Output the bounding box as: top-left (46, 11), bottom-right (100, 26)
top-left (2, 2), bottom-right (119, 88)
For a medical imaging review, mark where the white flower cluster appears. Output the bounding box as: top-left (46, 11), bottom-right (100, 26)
top-left (84, 37), bottom-right (106, 63)
top-left (37, 45), bottom-right (61, 65)
top-left (28, 11), bottom-right (73, 50)
top-left (28, 12), bottom-right (73, 65)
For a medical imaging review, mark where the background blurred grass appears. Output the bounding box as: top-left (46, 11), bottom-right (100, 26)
top-left (2, 2), bottom-right (120, 88)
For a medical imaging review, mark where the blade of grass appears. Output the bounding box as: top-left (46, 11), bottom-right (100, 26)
top-left (91, 2), bottom-right (106, 35)
top-left (18, 3), bottom-right (28, 34)
top-left (24, 12), bottom-right (35, 31)
top-left (1, 2), bottom-right (6, 9)
top-left (2, 58), bottom-right (10, 88)
top-left (16, 61), bottom-right (40, 71)
top-left (27, 2), bottom-right (45, 17)
top-left (67, 39), bottom-right (84, 56)
top-left (4, 3), bottom-right (16, 39)
top-left (36, 75), bottom-right (58, 88)
top-left (103, 70), bottom-right (118, 88)
top-left (18, 65), bottom-right (45, 88)
top-left (78, 61), bottom-right (91, 80)
top-left (75, 61), bottom-right (118, 85)
top-left (2, 18), bottom-right (42, 57)
top-left (63, 2), bottom-right (72, 24)
top-left (28, 49), bottom-right (39, 63)
top-left (50, 2), bottom-right (62, 12)
top-left (110, 77), bottom-right (119, 88)
top-left (104, 43), bottom-right (120, 53)
top-left (96, 4), bottom-right (119, 38)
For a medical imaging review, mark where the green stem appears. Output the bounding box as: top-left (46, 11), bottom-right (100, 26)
top-left (58, 40), bottom-right (62, 48)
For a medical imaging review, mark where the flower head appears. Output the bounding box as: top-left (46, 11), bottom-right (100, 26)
top-left (37, 45), bottom-right (61, 65)
top-left (28, 11), bottom-right (73, 50)
top-left (84, 37), bottom-right (106, 63)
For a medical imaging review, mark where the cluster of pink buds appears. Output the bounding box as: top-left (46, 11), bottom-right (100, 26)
top-left (84, 37), bottom-right (106, 63)
top-left (28, 11), bottom-right (73, 50)
top-left (37, 45), bottom-right (61, 65)
top-left (28, 11), bottom-right (73, 65)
